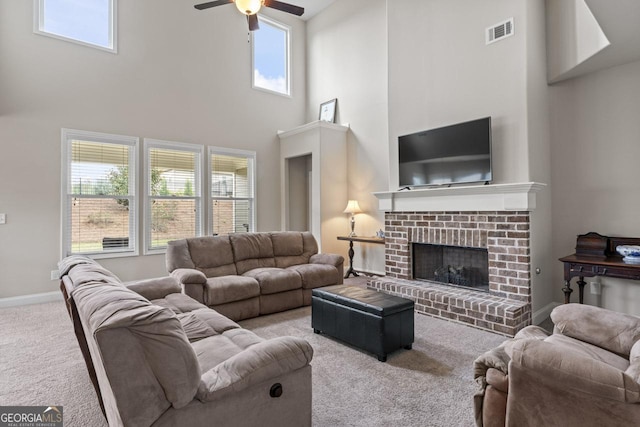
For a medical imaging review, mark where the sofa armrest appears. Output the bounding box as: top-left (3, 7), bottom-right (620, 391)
top-left (310, 253), bottom-right (344, 268)
top-left (196, 336), bottom-right (313, 402)
top-left (125, 276), bottom-right (181, 300)
top-left (551, 304), bottom-right (640, 357)
top-left (511, 338), bottom-right (640, 403)
top-left (171, 268), bottom-right (207, 285)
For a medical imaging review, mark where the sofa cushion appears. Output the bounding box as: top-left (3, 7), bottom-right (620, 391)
top-left (271, 231), bottom-right (304, 257)
top-left (272, 232), bottom-right (311, 268)
top-left (205, 275), bottom-right (260, 306)
top-left (166, 239), bottom-right (196, 271)
top-left (192, 328), bottom-right (264, 373)
top-left (177, 308), bottom-right (241, 342)
top-left (243, 268), bottom-right (302, 295)
top-left (230, 233), bottom-right (276, 274)
top-left (544, 334), bottom-right (630, 371)
top-left (151, 293), bottom-right (209, 314)
top-left (187, 236), bottom-right (238, 277)
top-left (127, 276), bottom-right (182, 300)
top-left (551, 303), bottom-right (640, 357)
top-left (67, 262), bottom-right (121, 287)
top-left (287, 263), bottom-right (340, 289)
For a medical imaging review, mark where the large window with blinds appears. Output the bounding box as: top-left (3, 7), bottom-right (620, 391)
top-left (209, 148), bottom-right (256, 235)
top-left (61, 129), bottom-right (138, 257)
top-left (144, 139), bottom-right (203, 252)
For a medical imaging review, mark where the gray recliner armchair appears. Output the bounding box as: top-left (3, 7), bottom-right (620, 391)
top-left (474, 303), bottom-right (640, 426)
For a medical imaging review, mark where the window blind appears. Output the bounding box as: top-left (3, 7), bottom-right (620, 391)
top-left (210, 150), bottom-right (255, 235)
top-left (145, 141), bottom-right (202, 251)
top-left (63, 130), bottom-right (137, 256)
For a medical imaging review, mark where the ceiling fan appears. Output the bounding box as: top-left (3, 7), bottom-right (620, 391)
top-left (194, 0), bottom-right (304, 31)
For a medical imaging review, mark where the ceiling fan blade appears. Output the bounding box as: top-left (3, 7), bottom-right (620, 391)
top-left (264, 0), bottom-right (304, 16)
top-left (194, 0), bottom-right (233, 11)
top-left (248, 14), bottom-right (260, 31)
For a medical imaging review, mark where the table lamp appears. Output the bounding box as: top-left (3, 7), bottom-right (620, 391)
top-left (343, 200), bottom-right (362, 237)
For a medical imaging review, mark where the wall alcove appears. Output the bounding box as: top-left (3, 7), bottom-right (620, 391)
top-left (278, 121), bottom-right (349, 256)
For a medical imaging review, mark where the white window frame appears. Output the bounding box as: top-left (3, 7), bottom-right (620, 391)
top-left (61, 128), bottom-right (138, 258)
top-left (208, 147), bottom-right (256, 235)
top-left (144, 139), bottom-right (204, 254)
top-left (251, 15), bottom-right (291, 97)
top-left (33, 0), bottom-right (118, 53)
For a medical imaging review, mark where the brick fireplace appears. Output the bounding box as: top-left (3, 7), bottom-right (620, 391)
top-left (371, 183), bottom-right (545, 336)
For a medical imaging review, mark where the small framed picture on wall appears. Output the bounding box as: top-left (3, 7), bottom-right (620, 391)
top-left (319, 98), bottom-right (337, 123)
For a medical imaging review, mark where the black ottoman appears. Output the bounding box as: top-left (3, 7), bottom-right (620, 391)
top-left (311, 285), bottom-right (414, 362)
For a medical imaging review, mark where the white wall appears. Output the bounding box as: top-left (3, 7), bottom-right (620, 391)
top-left (388, 0), bottom-right (529, 190)
top-left (306, 0), bottom-right (389, 274)
top-left (388, 0), bottom-right (530, 188)
top-left (0, 0), bottom-right (306, 298)
top-left (524, 0), bottom-right (554, 318)
top-left (546, 0), bottom-right (609, 83)
top-left (550, 59), bottom-right (640, 315)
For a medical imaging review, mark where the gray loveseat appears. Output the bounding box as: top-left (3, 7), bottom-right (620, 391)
top-left (59, 256), bottom-right (314, 427)
top-left (166, 231), bottom-right (344, 321)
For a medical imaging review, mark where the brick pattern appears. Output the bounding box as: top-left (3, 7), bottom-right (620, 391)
top-left (368, 277), bottom-right (531, 336)
top-left (382, 211), bottom-right (532, 336)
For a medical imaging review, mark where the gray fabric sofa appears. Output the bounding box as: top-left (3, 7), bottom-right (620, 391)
top-left (473, 303), bottom-right (640, 427)
top-left (59, 256), bottom-right (313, 427)
top-left (166, 231), bottom-right (344, 321)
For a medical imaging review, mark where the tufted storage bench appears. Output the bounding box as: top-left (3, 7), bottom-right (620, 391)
top-left (311, 285), bottom-right (415, 362)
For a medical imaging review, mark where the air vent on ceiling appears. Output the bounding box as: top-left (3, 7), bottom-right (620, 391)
top-left (486, 18), bottom-right (514, 45)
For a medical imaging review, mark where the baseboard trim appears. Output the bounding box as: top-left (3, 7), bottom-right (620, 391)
top-left (533, 301), bottom-right (560, 326)
top-left (0, 291), bottom-right (63, 308)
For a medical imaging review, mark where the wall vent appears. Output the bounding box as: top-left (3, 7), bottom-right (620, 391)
top-left (486, 18), bottom-right (514, 45)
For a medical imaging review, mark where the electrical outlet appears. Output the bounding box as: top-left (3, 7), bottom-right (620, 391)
top-left (50, 270), bottom-right (60, 281)
top-left (0, 213), bottom-right (6, 224)
top-left (590, 281), bottom-right (601, 295)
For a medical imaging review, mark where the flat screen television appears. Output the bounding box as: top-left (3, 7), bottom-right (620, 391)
top-left (398, 117), bottom-right (492, 188)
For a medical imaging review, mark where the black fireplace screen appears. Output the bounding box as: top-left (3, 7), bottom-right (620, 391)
top-left (412, 243), bottom-right (489, 292)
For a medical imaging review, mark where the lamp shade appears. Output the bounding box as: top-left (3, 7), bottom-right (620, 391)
top-left (343, 200), bottom-right (363, 214)
top-left (235, 0), bottom-right (262, 15)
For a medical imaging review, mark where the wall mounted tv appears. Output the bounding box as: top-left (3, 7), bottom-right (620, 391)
top-left (398, 117), bottom-right (492, 188)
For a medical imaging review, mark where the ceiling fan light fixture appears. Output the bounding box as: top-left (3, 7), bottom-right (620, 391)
top-left (235, 0), bottom-right (262, 15)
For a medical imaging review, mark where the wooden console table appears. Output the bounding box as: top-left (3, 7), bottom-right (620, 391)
top-left (559, 232), bottom-right (640, 304)
top-left (337, 236), bottom-right (385, 278)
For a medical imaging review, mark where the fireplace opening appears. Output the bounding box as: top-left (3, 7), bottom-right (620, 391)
top-left (412, 243), bottom-right (489, 292)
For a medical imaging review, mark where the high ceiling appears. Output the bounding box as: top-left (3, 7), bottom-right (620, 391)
top-left (281, 0), bottom-right (337, 20)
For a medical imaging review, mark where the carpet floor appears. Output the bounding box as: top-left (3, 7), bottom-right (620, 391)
top-left (0, 295), bottom-right (507, 426)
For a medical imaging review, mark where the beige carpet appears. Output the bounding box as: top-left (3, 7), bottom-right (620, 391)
top-left (0, 294), bottom-right (506, 426)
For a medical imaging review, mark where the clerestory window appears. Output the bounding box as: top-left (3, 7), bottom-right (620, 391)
top-left (34, 0), bottom-right (117, 52)
top-left (252, 15), bottom-right (290, 96)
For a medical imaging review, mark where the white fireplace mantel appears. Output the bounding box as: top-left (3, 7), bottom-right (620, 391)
top-left (373, 182), bottom-right (546, 212)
